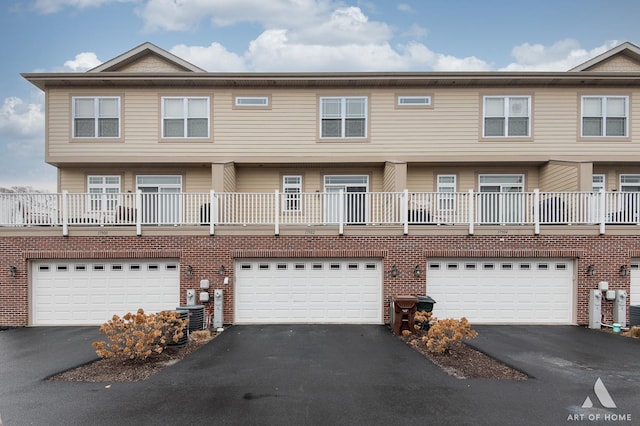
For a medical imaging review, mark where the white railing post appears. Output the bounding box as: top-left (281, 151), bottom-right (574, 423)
top-left (62, 190), bottom-right (69, 236)
top-left (533, 189), bottom-right (540, 235)
top-left (339, 189), bottom-right (345, 235)
top-left (209, 190), bottom-right (215, 235)
top-left (274, 189), bottom-right (280, 236)
top-left (403, 189), bottom-right (409, 235)
top-left (468, 189), bottom-right (474, 235)
top-left (136, 190), bottom-right (142, 236)
top-left (599, 189), bottom-right (606, 235)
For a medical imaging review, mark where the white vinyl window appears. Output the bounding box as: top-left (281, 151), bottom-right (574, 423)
top-left (282, 175), bottom-right (302, 211)
top-left (483, 96), bottom-right (530, 137)
top-left (437, 175), bottom-right (456, 211)
top-left (88, 175), bottom-right (120, 212)
top-left (73, 97), bottom-right (120, 138)
top-left (320, 97), bottom-right (367, 139)
top-left (592, 175), bottom-right (605, 192)
top-left (581, 96), bottom-right (628, 137)
top-left (235, 96), bottom-right (269, 107)
top-left (620, 175), bottom-right (640, 192)
top-left (162, 97), bottom-right (209, 138)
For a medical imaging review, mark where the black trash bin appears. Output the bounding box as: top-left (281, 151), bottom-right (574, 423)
top-left (416, 295), bottom-right (436, 312)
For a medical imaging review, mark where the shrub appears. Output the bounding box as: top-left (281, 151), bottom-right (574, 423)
top-left (423, 317), bottom-right (478, 355)
top-left (414, 310), bottom-right (433, 330)
top-left (92, 308), bottom-right (188, 362)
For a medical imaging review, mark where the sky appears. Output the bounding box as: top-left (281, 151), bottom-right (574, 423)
top-left (1, 0), bottom-right (640, 192)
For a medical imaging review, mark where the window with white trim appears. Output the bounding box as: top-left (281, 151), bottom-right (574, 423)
top-left (235, 96), bottom-right (269, 107)
top-left (581, 96), bottom-right (628, 137)
top-left (73, 97), bottom-right (120, 138)
top-left (620, 175), bottom-right (640, 192)
top-left (282, 175), bottom-right (302, 211)
top-left (162, 97), bottom-right (209, 138)
top-left (483, 96), bottom-right (530, 137)
top-left (437, 175), bottom-right (456, 211)
top-left (88, 175), bottom-right (120, 212)
top-left (592, 174), bottom-right (605, 192)
top-left (320, 96), bottom-right (367, 139)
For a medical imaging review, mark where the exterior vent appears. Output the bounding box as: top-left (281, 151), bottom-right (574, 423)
top-left (630, 305), bottom-right (640, 326)
top-left (177, 304), bottom-right (205, 331)
top-left (168, 310), bottom-right (189, 347)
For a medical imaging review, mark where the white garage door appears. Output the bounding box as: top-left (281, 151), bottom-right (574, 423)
top-left (32, 259), bottom-right (180, 326)
top-left (426, 258), bottom-right (574, 324)
top-left (235, 258), bottom-right (382, 324)
top-left (630, 260), bottom-right (640, 305)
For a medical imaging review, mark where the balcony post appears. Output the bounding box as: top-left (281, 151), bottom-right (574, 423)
top-left (403, 189), bottom-right (409, 235)
top-left (274, 189), bottom-right (280, 236)
top-left (533, 189), bottom-right (540, 235)
top-left (599, 188), bottom-right (606, 235)
top-left (339, 189), bottom-right (345, 235)
top-left (209, 190), bottom-right (215, 236)
top-left (62, 190), bottom-right (69, 237)
top-left (136, 190), bottom-right (142, 236)
top-left (468, 189), bottom-right (474, 235)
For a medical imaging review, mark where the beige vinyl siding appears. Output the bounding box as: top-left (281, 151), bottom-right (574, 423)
top-left (539, 162), bottom-right (579, 191)
top-left (383, 162), bottom-right (407, 192)
top-left (533, 91), bottom-right (577, 144)
top-left (46, 86), bottom-right (640, 165)
top-left (587, 56), bottom-right (640, 72)
top-left (235, 166), bottom-right (384, 193)
top-left (117, 56), bottom-right (188, 73)
top-left (223, 163), bottom-right (237, 192)
top-left (594, 166), bottom-right (640, 191)
top-left (407, 166), bottom-right (540, 192)
top-left (58, 167), bottom-right (212, 193)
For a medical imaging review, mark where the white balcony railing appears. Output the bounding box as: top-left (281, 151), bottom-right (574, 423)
top-left (0, 189), bottom-right (638, 235)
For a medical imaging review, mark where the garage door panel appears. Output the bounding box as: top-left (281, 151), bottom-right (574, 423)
top-left (33, 259), bottom-right (180, 326)
top-left (427, 258), bottom-right (574, 324)
top-left (235, 258), bottom-right (382, 324)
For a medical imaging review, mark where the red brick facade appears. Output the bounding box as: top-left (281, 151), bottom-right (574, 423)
top-left (1, 232), bottom-right (636, 326)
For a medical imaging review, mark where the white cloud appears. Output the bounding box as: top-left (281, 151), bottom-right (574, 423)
top-left (401, 24), bottom-right (428, 39)
top-left (138, 0), bottom-right (334, 32)
top-left (33, 0), bottom-right (138, 14)
top-left (63, 52), bottom-right (102, 72)
top-left (170, 43), bottom-right (246, 72)
top-left (0, 95), bottom-right (44, 140)
top-left (501, 39), bottom-right (621, 71)
top-left (292, 7), bottom-right (392, 45)
top-left (397, 3), bottom-right (413, 13)
top-left (0, 93), bottom-right (55, 192)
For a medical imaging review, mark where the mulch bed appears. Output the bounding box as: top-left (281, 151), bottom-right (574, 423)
top-left (49, 337), bottom-right (211, 383)
top-left (399, 329), bottom-right (528, 380)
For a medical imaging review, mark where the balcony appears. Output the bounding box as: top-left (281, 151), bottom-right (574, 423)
top-left (0, 190), bottom-right (638, 236)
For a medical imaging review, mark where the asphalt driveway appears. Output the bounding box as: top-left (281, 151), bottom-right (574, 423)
top-left (0, 324), bottom-right (639, 425)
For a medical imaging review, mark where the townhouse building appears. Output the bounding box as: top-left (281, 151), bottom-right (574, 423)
top-left (3, 41), bottom-right (640, 327)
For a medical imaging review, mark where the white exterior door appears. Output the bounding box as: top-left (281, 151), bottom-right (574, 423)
top-left (32, 259), bottom-right (180, 325)
top-left (324, 175), bottom-right (369, 224)
top-left (426, 258), bottom-right (574, 324)
top-left (235, 258), bottom-right (382, 324)
top-left (137, 175), bottom-right (182, 225)
top-left (478, 174), bottom-right (524, 224)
